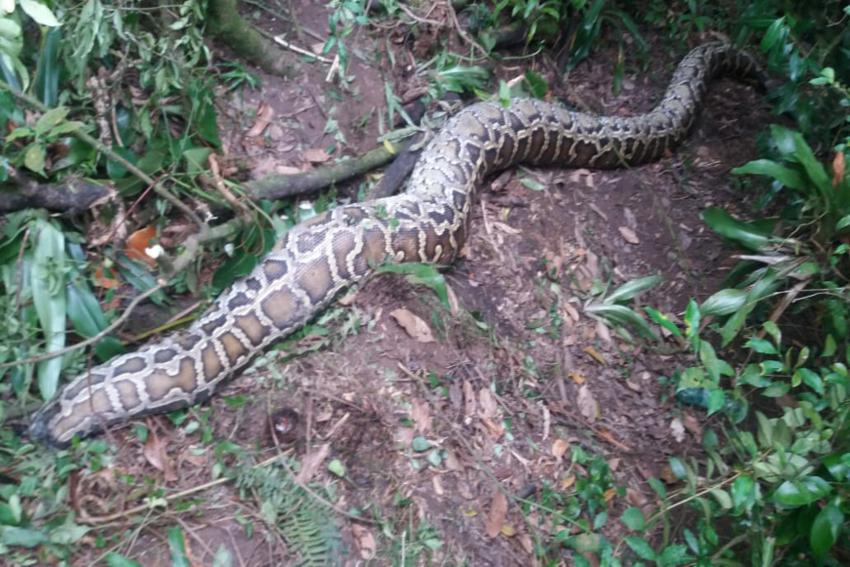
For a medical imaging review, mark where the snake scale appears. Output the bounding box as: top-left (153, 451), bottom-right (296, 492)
top-left (29, 43), bottom-right (765, 446)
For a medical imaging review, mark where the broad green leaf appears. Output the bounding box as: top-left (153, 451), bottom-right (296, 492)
top-left (760, 16), bottom-right (785, 51)
top-left (327, 458), bottom-right (346, 477)
top-left (658, 544), bottom-right (690, 566)
top-left (732, 159), bottom-right (805, 190)
top-left (603, 275), bottom-right (662, 304)
top-left (823, 453), bottom-right (850, 481)
top-left (837, 214), bottom-right (850, 232)
top-left (810, 503), bottom-right (843, 557)
top-left (31, 220), bottom-right (66, 400)
top-left (745, 337), bottom-right (777, 355)
top-left (105, 553), bottom-right (143, 567)
top-left (624, 536), bottom-right (656, 561)
top-left (24, 143), bottom-right (46, 175)
top-left (34, 27), bottom-right (61, 107)
top-left (699, 341), bottom-right (722, 382)
top-left (710, 488), bottom-right (733, 510)
top-left (66, 278), bottom-right (107, 337)
top-left (0, 17), bottom-right (21, 39)
top-left (773, 476), bottom-right (832, 508)
top-left (701, 288), bottom-right (747, 316)
top-left (35, 107), bottom-right (69, 137)
top-left (702, 207), bottom-right (771, 251)
top-left (643, 306), bottom-right (682, 338)
top-left (411, 436), bottom-right (431, 452)
top-left (167, 527), bottom-right (190, 567)
top-left (2, 526), bottom-right (47, 547)
top-left (794, 368), bottom-right (824, 394)
top-left (19, 0), bottom-right (60, 27)
top-left (684, 299), bottom-right (700, 349)
top-left (790, 131), bottom-right (833, 201)
top-left (707, 389), bottom-right (725, 415)
top-left (620, 507), bottom-right (645, 531)
top-left (585, 303), bottom-right (658, 340)
top-left (731, 475), bottom-right (756, 514)
top-left (48, 523), bottom-right (89, 544)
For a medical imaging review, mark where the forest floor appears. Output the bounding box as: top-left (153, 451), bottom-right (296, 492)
top-left (67, 1), bottom-right (771, 565)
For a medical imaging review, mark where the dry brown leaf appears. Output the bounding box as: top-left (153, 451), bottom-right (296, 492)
top-left (444, 450), bottom-right (463, 472)
top-left (833, 151), bottom-right (846, 187)
top-left (351, 524), bottom-right (376, 560)
top-left (603, 487), bottom-right (618, 503)
top-left (432, 475), bottom-right (445, 496)
top-left (485, 490), bottom-right (508, 538)
top-left (275, 164), bottom-right (303, 175)
top-left (94, 265), bottom-right (120, 289)
top-left (246, 102), bottom-right (274, 137)
top-left (390, 308), bottom-right (435, 343)
top-left (561, 475), bottom-right (576, 490)
top-left (618, 226), bottom-right (640, 244)
top-left (143, 427), bottom-right (176, 482)
top-left (670, 417), bottom-right (686, 443)
top-left (446, 282), bottom-right (460, 317)
top-left (482, 417), bottom-right (504, 439)
top-left (568, 371), bottom-right (585, 385)
top-left (478, 387), bottom-right (498, 419)
top-left (410, 398), bottom-right (432, 433)
top-left (125, 225), bottom-right (157, 267)
top-left (626, 486), bottom-right (648, 507)
top-left (660, 465), bottom-right (678, 484)
top-left (551, 438), bottom-right (570, 459)
top-left (576, 385), bottom-right (600, 422)
top-left (302, 148), bottom-right (330, 163)
top-left (295, 443), bottom-right (330, 484)
top-left (582, 346), bottom-right (606, 365)
top-left (463, 380), bottom-right (477, 418)
top-left (595, 319), bottom-right (612, 344)
top-left (681, 412), bottom-right (702, 437)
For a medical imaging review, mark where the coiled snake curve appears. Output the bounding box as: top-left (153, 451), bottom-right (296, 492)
top-left (29, 43), bottom-right (765, 446)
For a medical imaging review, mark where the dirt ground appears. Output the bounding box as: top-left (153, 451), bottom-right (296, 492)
top-left (67, 2), bottom-right (771, 565)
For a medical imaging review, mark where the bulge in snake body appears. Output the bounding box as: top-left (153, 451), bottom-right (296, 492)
top-left (29, 42), bottom-right (766, 446)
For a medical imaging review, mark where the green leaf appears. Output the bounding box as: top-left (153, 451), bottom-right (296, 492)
top-left (731, 475), bottom-right (756, 514)
top-left (794, 368), bottom-right (824, 394)
top-left (732, 159), bottom-right (805, 190)
top-left (105, 553), bottom-right (143, 567)
top-left (773, 476), bottom-right (832, 508)
top-left (33, 27), bottom-right (61, 107)
top-left (707, 389), bottom-right (725, 415)
top-left (1, 526), bottom-right (47, 547)
top-left (604, 275), bottom-right (662, 304)
top-left (810, 503), bottom-right (843, 557)
top-left (523, 70), bottom-right (548, 99)
top-left (837, 214), bottom-right (850, 232)
top-left (823, 453), bottom-right (850, 481)
top-left (34, 106), bottom-right (68, 137)
top-left (327, 458), bottom-right (346, 477)
top-left (701, 288), bottom-right (747, 316)
top-left (702, 207), bottom-right (771, 251)
top-left (620, 507), bottom-right (645, 531)
top-left (684, 299), bottom-right (700, 349)
top-left (624, 536), bottom-right (656, 561)
top-left (658, 544), bottom-right (691, 566)
top-left (31, 220), bottom-right (66, 400)
top-left (48, 522), bottom-right (89, 544)
top-left (710, 488), bottom-right (733, 510)
top-left (411, 436), bottom-right (431, 452)
top-left (643, 306), bottom-right (682, 338)
top-left (167, 527), bottom-right (191, 567)
top-left (19, 0), bottom-right (60, 27)
top-left (24, 143), bottom-right (46, 175)
top-left (585, 304), bottom-right (658, 340)
top-left (745, 337), bottom-right (778, 355)
top-left (760, 16), bottom-right (785, 51)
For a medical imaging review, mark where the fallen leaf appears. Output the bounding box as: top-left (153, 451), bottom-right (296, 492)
top-left (576, 385), bottom-right (600, 422)
top-left (444, 450), bottom-right (463, 472)
top-left (833, 151), bottom-right (845, 187)
top-left (595, 319), bottom-right (612, 344)
top-left (446, 282), bottom-right (460, 317)
top-left (246, 102), bottom-right (274, 137)
top-left (501, 524), bottom-right (516, 537)
top-left (660, 466), bottom-right (678, 484)
top-left (432, 475), bottom-right (444, 496)
top-left (295, 443), bottom-right (330, 484)
top-left (485, 490), bottom-right (508, 538)
top-left (670, 417), bottom-right (686, 443)
top-left (478, 387), bottom-right (498, 419)
top-left (390, 308), bottom-right (435, 343)
top-left (94, 265), bottom-right (120, 289)
top-left (125, 225), bottom-right (157, 267)
top-left (482, 417), bottom-right (504, 439)
top-left (551, 438), bottom-right (570, 459)
top-left (561, 475), bottom-right (576, 490)
top-left (603, 487), bottom-right (618, 503)
top-left (681, 412), bottom-right (702, 437)
top-left (275, 164), bottom-right (303, 175)
top-left (568, 371), bottom-right (586, 385)
top-left (351, 524), bottom-right (376, 560)
top-left (410, 398), bottom-right (432, 433)
top-left (626, 486), bottom-right (648, 507)
top-left (143, 426), bottom-right (176, 482)
top-left (302, 148), bottom-right (330, 163)
top-left (463, 380), bottom-right (477, 418)
top-left (618, 226), bottom-right (640, 244)
top-left (582, 346), bottom-right (606, 365)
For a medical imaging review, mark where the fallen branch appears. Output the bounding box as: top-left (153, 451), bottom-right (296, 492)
top-left (244, 138), bottom-right (416, 201)
top-left (0, 169), bottom-right (111, 214)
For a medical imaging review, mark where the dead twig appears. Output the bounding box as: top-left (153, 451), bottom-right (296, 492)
top-left (271, 34), bottom-right (332, 63)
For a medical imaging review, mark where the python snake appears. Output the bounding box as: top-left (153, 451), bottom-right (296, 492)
top-left (29, 43), bottom-right (765, 446)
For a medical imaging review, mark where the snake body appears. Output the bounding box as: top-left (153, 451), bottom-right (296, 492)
top-left (29, 43), bottom-right (764, 446)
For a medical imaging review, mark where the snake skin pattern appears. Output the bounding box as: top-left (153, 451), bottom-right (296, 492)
top-left (29, 43), bottom-right (764, 446)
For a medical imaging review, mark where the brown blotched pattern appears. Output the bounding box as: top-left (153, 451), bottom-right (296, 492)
top-left (29, 43), bottom-right (764, 446)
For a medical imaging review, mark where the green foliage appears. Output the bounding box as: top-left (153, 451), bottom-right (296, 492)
top-left (235, 459), bottom-right (342, 566)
